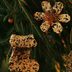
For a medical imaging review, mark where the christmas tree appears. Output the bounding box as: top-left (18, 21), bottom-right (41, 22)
top-left (0, 0), bottom-right (72, 72)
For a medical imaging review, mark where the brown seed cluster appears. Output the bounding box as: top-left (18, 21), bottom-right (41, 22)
top-left (9, 34), bottom-right (37, 48)
top-left (55, 61), bottom-right (60, 72)
top-left (62, 51), bottom-right (72, 72)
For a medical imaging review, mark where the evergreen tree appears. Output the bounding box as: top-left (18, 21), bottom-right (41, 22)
top-left (0, 0), bottom-right (72, 72)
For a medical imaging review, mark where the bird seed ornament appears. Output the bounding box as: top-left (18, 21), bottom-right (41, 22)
top-left (34, 1), bottom-right (71, 34)
top-left (9, 49), bottom-right (39, 72)
top-left (62, 51), bottom-right (72, 72)
top-left (9, 34), bottom-right (39, 72)
top-left (9, 34), bottom-right (37, 48)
